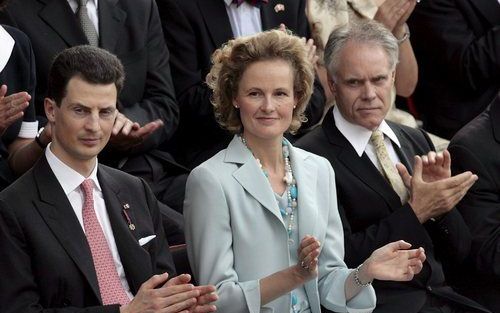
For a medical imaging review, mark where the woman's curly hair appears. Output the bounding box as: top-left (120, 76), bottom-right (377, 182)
top-left (206, 29), bottom-right (315, 134)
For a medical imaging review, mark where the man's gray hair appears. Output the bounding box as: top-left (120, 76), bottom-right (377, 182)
top-left (324, 20), bottom-right (399, 80)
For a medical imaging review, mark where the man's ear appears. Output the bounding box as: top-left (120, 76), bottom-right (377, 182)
top-left (328, 77), bottom-right (336, 95)
top-left (45, 98), bottom-right (57, 123)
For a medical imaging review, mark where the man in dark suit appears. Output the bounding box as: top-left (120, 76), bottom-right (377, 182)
top-left (408, 0), bottom-right (500, 139)
top-left (448, 92), bottom-right (500, 312)
top-left (157, 0), bottom-right (326, 168)
top-left (0, 46), bottom-right (217, 313)
top-left (296, 20), bottom-right (489, 313)
top-left (0, 0), bottom-right (188, 216)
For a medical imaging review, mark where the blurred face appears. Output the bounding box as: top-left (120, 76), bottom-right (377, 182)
top-left (329, 41), bottom-right (395, 130)
top-left (234, 59), bottom-right (297, 144)
top-left (45, 76), bottom-right (118, 173)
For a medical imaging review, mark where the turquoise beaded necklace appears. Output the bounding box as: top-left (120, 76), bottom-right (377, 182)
top-left (239, 135), bottom-right (301, 313)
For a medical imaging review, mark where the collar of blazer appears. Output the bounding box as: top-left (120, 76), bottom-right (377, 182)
top-left (33, 158), bottom-right (152, 298)
top-left (224, 135), bottom-right (318, 241)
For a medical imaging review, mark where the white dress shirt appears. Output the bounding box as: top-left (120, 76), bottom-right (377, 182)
top-left (333, 106), bottom-right (403, 172)
top-left (45, 145), bottom-right (133, 299)
top-left (224, 0), bottom-right (263, 37)
top-left (67, 0), bottom-right (99, 35)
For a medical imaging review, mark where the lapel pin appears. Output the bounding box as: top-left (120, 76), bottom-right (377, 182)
top-left (274, 3), bottom-right (285, 12)
top-left (122, 203), bottom-right (136, 231)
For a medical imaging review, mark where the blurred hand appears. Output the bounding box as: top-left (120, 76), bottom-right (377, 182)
top-left (294, 235), bottom-right (321, 282)
top-left (109, 112), bottom-right (163, 151)
top-left (361, 240), bottom-right (426, 282)
top-left (397, 155), bottom-right (478, 223)
top-left (0, 85), bottom-right (31, 136)
top-left (374, 0), bottom-right (416, 34)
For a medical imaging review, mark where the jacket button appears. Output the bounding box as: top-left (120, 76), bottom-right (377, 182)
top-left (427, 286), bottom-right (432, 291)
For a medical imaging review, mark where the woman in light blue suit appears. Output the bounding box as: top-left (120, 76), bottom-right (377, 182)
top-left (184, 29), bottom-right (426, 313)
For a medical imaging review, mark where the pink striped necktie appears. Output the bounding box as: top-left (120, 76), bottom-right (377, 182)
top-left (80, 179), bottom-right (130, 305)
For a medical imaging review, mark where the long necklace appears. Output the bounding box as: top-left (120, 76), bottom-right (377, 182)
top-left (239, 136), bottom-right (298, 237)
top-left (240, 136), bottom-right (301, 312)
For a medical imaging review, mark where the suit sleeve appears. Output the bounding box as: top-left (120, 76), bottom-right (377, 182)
top-left (119, 0), bottom-right (179, 153)
top-left (0, 200), bottom-right (120, 313)
top-left (318, 160), bottom-right (376, 313)
top-left (409, 0), bottom-right (500, 91)
top-left (184, 166), bottom-right (262, 313)
top-left (450, 143), bottom-right (500, 278)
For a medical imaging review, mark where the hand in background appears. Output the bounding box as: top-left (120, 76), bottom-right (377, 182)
top-left (109, 112), bottom-right (163, 151)
top-left (0, 85), bottom-right (30, 136)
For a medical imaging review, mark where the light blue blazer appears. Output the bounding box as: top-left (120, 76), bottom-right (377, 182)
top-left (184, 136), bottom-right (376, 313)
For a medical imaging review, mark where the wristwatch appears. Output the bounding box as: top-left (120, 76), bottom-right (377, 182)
top-left (35, 127), bottom-right (48, 149)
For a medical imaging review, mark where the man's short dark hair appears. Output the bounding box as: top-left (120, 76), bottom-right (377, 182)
top-left (47, 45), bottom-right (125, 105)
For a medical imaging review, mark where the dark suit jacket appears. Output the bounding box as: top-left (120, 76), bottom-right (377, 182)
top-left (0, 25), bottom-right (37, 188)
top-left (408, 0), bottom-right (500, 139)
top-left (0, 0), bottom-right (178, 153)
top-left (0, 156), bottom-right (175, 313)
top-left (296, 109), bottom-right (488, 313)
top-left (158, 0), bottom-right (326, 168)
top-left (448, 93), bottom-right (500, 312)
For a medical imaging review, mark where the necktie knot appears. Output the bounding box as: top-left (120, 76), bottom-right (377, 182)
top-left (80, 179), bottom-right (94, 201)
top-left (78, 0), bottom-right (89, 7)
top-left (232, 0), bottom-right (269, 7)
top-left (370, 130), bottom-right (385, 145)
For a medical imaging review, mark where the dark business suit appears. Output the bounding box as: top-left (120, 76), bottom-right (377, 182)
top-left (296, 109), bottom-right (489, 313)
top-left (158, 0), bottom-right (326, 168)
top-left (408, 0), bottom-right (500, 139)
top-left (0, 0), bottom-right (189, 216)
top-left (448, 94), bottom-right (500, 312)
top-left (0, 156), bottom-right (175, 313)
top-left (0, 25), bottom-right (36, 189)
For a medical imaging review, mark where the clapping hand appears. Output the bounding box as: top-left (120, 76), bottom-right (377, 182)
top-left (362, 240), bottom-right (426, 282)
top-left (374, 0), bottom-right (417, 35)
top-left (109, 112), bottom-right (163, 151)
top-left (0, 85), bottom-right (30, 136)
top-left (396, 155), bottom-right (477, 223)
top-left (120, 273), bottom-right (217, 313)
top-left (295, 235), bottom-right (321, 281)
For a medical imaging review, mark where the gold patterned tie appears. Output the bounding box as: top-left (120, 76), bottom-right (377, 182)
top-left (370, 130), bottom-right (408, 203)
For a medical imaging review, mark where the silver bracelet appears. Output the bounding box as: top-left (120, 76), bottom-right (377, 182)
top-left (354, 264), bottom-right (372, 287)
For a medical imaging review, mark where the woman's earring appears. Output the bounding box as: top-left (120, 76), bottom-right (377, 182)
top-left (234, 105), bottom-right (239, 109)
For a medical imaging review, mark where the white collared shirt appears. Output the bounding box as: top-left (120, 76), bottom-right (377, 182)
top-left (333, 106), bottom-right (403, 172)
top-left (224, 0), bottom-right (262, 37)
top-left (45, 144), bottom-right (133, 300)
top-left (67, 0), bottom-right (99, 35)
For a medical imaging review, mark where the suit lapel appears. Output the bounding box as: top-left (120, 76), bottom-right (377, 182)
top-left (198, 0), bottom-right (234, 49)
top-left (38, 0), bottom-right (88, 46)
top-left (468, 0), bottom-right (500, 26)
top-left (97, 166), bottom-right (152, 294)
top-left (490, 94), bottom-right (500, 144)
top-left (225, 136), bottom-right (286, 228)
top-left (33, 157), bottom-right (101, 302)
top-left (98, 0), bottom-right (126, 51)
top-left (291, 147), bottom-right (318, 244)
top-left (322, 112), bottom-right (402, 209)
top-left (260, 0), bottom-right (286, 30)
